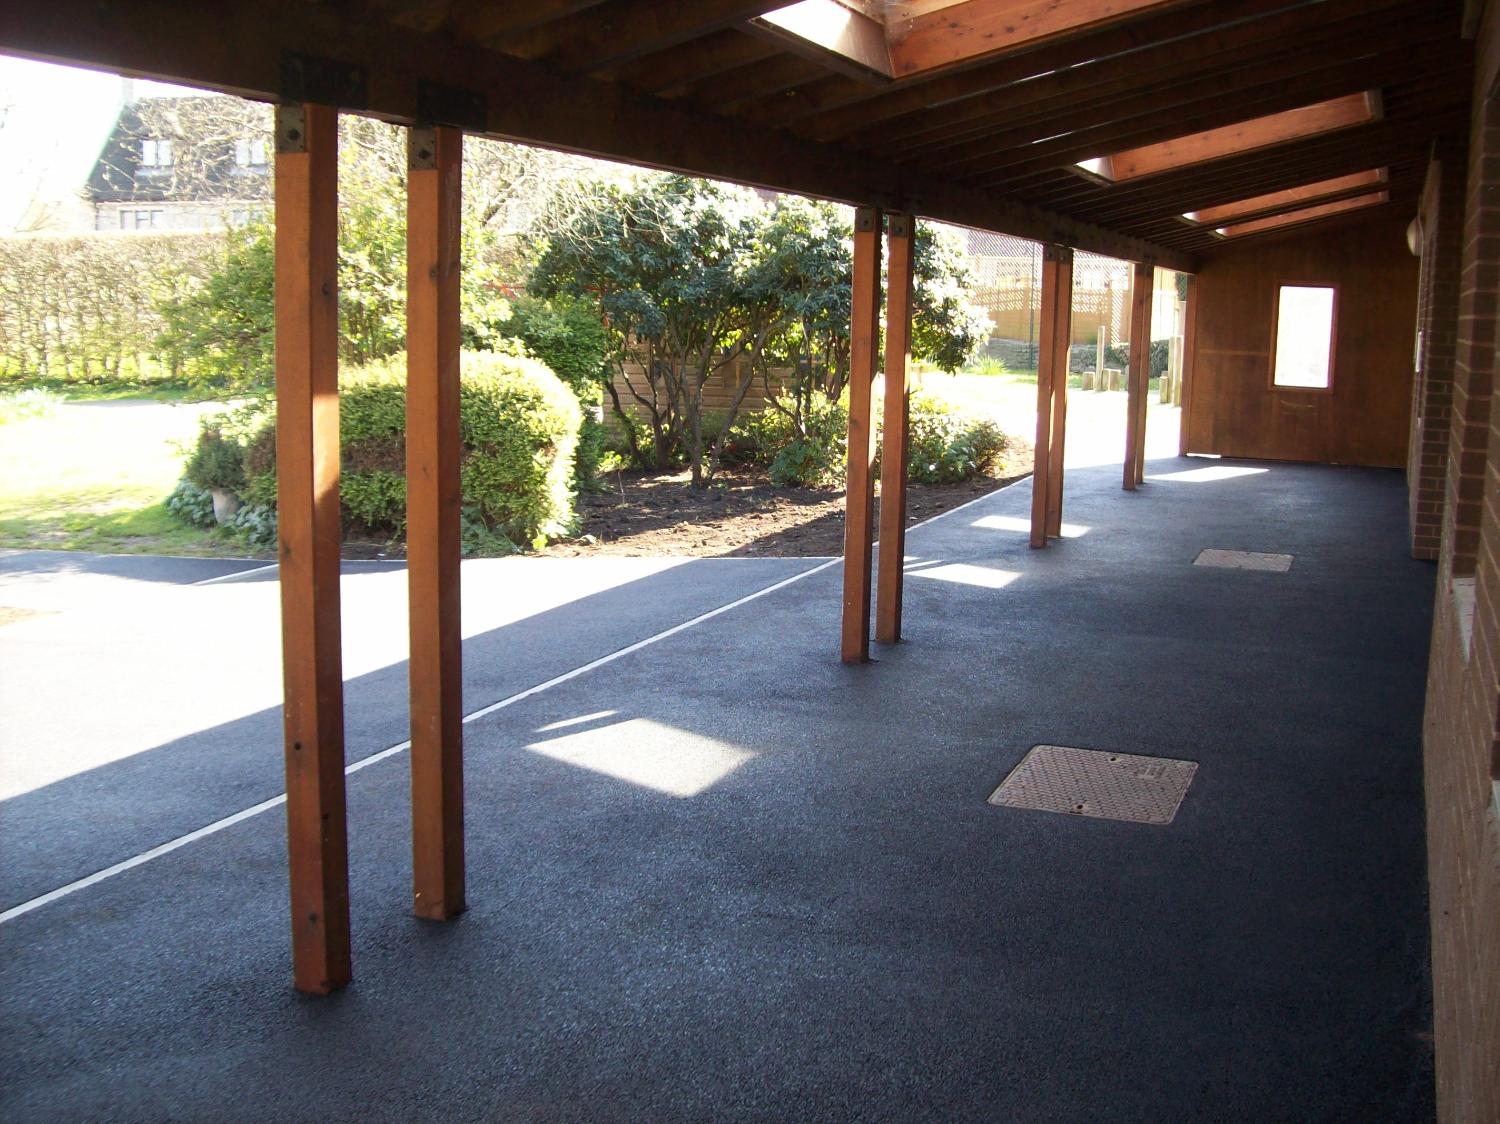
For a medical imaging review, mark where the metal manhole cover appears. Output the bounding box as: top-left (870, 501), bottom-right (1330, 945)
top-left (1193, 548), bottom-right (1293, 572)
top-left (988, 745), bottom-right (1198, 825)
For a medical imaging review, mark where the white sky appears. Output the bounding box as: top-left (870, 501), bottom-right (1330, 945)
top-left (0, 56), bottom-right (200, 230)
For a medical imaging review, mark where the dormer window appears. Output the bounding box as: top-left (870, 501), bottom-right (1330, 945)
top-left (234, 138), bottom-right (267, 167)
top-left (140, 138), bottom-right (173, 167)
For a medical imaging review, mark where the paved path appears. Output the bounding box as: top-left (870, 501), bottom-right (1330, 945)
top-left (0, 450), bottom-right (1434, 1122)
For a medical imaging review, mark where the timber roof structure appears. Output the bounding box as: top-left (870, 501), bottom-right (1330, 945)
top-left (6, 0), bottom-right (1476, 267)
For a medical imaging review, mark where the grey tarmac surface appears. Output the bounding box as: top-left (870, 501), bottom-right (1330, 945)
top-left (0, 457), bottom-right (1435, 1122)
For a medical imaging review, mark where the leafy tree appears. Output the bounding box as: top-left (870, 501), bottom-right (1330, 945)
top-left (530, 176), bottom-right (767, 485)
top-left (746, 201), bottom-right (989, 447)
top-left (531, 181), bottom-right (990, 486)
top-left (153, 118), bottom-right (578, 389)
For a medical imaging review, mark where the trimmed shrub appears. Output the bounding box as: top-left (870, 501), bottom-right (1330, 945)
top-left (236, 350), bottom-right (581, 551)
top-left (493, 295), bottom-right (611, 490)
top-left (905, 393), bottom-right (1011, 485)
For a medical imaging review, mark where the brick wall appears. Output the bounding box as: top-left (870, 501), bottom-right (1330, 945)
top-left (1421, 7), bottom-right (1500, 1121)
top-left (1410, 141), bottom-right (1467, 560)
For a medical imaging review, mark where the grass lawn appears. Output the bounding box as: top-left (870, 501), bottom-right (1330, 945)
top-left (0, 396), bottom-right (249, 555)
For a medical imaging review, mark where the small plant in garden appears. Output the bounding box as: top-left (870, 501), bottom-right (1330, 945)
top-left (164, 479), bottom-right (218, 528)
top-left (183, 425), bottom-right (247, 492)
top-left (229, 503), bottom-right (278, 550)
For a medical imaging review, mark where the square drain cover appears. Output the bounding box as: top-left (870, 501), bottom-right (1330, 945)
top-left (989, 745), bottom-right (1197, 825)
top-left (1194, 548), bottom-right (1292, 572)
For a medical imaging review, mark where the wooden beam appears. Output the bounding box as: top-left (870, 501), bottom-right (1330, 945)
top-left (1124, 261), bottom-right (1153, 489)
top-left (405, 124), bottom-right (466, 923)
top-left (1045, 249), bottom-right (1073, 539)
top-left (1066, 111), bottom-right (1465, 225)
top-left (854, 0), bottom-right (1422, 156)
top-left (950, 39), bottom-right (1448, 184)
top-left (876, 213), bottom-right (915, 646)
top-left (274, 102), bottom-right (349, 996)
top-left (842, 206), bottom-right (882, 663)
top-left (684, 54), bottom-right (828, 116)
top-left (497, 0), bottom-right (781, 71)
top-left (1187, 169), bottom-right (1387, 225)
top-left (449, 0), bottom-right (612, 42)
top-left (785, 0), bottom-right (1303, 138)
top-left (610, 29), bottom-right (776, 95)
top-left (1031, 244), bottom-right (1071, 548)
top-left (0, 0), bottom-right (1197, 271)
top-left (886, 0), bottom-right (1186, 78)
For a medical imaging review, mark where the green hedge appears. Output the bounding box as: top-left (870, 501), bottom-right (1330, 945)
top-left (240, 350), bottom-right (582, 550)
top-left (721, 391), bottom-right (1010, 487)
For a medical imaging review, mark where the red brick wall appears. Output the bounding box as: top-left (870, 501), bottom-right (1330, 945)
top-left (1409, 141), bottom-right (1467, 560)
top-left (1421, 7), bottom-right (1500, 1122)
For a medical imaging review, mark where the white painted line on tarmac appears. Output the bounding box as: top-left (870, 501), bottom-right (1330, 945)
top-left (192, 563), bottom-right (280, 586)
top-left (2, 476), bottom-right (1028, 926)
top-left (0, 556), bottom-right (838, 925)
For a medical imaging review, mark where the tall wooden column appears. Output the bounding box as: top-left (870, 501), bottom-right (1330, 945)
top-left (1124, 261), bottom-right (1153, 490)
top-left (875, 214), bottom-right (915, 646)
top-left (406, 125), bottom-right (466, 922)
top-left (1178, 274), bottom-right (1199, 456)
top-left (841, 206), bottom-right (882, 663)
top-left (1031, 245), bottom-right (1072, 548)
top-left (274, 103), bottom-right (349, 995)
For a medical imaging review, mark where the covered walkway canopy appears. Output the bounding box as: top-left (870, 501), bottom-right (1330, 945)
top-left (2, 2), bottom-right (1496, 1118)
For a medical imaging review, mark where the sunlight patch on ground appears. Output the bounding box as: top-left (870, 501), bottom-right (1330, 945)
top-left (1146, 465), bottom-right (1269, 483)
top-left (906, 562), bottom-right (1022, 590)
top-left (971, 514), bottom-right (1089, 537)
top-left (526, 717), bottom-right (754, 797)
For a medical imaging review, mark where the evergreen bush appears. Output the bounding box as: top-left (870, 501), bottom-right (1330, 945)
top-left (235, 350), bottom-right (581, 551)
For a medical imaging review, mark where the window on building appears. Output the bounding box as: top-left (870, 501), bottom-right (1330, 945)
top-left (1271, 285), bottom-right (1337, 390)
top-left (234, 138), bottom-right (267, 167)
top-left (118, 208), bottom-right (165, 230)
top-left (140, 138), bottom-right (173, 167)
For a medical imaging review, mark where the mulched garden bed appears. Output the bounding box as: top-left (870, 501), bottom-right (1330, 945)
top-left (541, 447), bottom-right (1034, 558)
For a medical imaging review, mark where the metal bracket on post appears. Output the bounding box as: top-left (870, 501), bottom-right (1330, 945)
top-left (409, 127), bottom-right (437, 171)
top-left (855, 206), bottom-right (878, 233)
top-left (888, 213), bottom-right (912, 239)
top-left (275, 105), bottom-right (308, 155)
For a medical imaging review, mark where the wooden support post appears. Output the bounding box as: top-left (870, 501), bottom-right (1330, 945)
top-left (841, 206), bottom-right (882, 663)
top-left (1045, 247), bottom-right (1073, 539)
top-left (1031, 244), bottom-right (1071, 548)
top-left (875, 213), bottom-right (915, 646)
top-left (406, 125), bottom-right (466, 922)
top-left (1178, 274), bottom-right (1199, 456)
top-left (274, 103), bottom-right (349, 995)
top-left (1124, 261), bottom-right (1153, 490)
